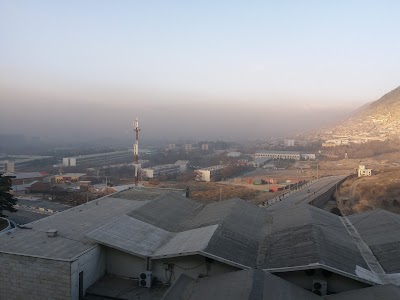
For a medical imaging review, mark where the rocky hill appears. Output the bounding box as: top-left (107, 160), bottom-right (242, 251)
top-left (314, 85), bottom-right (400, 142)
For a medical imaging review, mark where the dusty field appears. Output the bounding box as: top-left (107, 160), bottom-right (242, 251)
top-left (143, 167), bottom-right (316, 205)
top-left (144, 180), bottom-right (272, 205)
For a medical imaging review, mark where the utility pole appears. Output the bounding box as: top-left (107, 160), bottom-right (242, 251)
top-left (316, 162), bottom-right (319, 180)
top-left (133, 117), bottom-right (140, 186)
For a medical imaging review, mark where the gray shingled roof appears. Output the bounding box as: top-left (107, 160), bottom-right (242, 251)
top-left (0, 188), bottom-right (180, 260)
top-left (109, 195), bottom-right (381, 282)
top-left (348, 209), bottom-right (400, 274)
top-left (0, 196), bottom-right (147, 260)
top-left (262, 205), bottom-right (369, 277)
top-left (112, 187), bottom-right (185, 202)
top-left (86, 215), bottom-right (218, 258)
top-left (324, 284), bottom-right (400, 300)
top-left (161, 269), bottom-right (322, 300)
top-left (129, 197), bottom-right (268, 268)
top-left (128, 192), bottom-right (203, 231)
top-left (199, 199), bottom-right (268, 268)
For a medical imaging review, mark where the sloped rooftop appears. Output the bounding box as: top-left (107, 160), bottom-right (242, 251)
top-left (348, 209), bottom-right (400, 274)
top-left (86, 215), bottom-right (218, 258)
top-left (324, 283), bottom-right (400, 300)
top-left (262, 205), bottom-right (369, 276)
top-left (91, 194), bottom-right (398, 284)
top-left (2, 185), bottom-right (400, 287)
top-left (128, 197), bottom-right (268, 267)
top-left (0, 188), bottom-right (184, 260)
top-left (161, 269), bottom-right (322, 300)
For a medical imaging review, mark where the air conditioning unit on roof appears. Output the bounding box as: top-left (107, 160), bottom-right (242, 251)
top-left (139, 271), bottom-right (152, 288)
top-left (312, 279), bottom-right (327, 296)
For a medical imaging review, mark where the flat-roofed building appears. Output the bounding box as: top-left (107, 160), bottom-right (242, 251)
top-left (358, 165), bottom-right (372, 177)
top-left (284, 139), bottom-right (295, 147)
top-left (247, 157), bottom-right (271, 168)
top-left (174, 160), bottom-right (189, 172)
top-left (301, 153), bottom-right (316, 160)
top-left (195, 165), bottom-right (226, 182)
top-left (255, 151), bottom-right (301, 160)
top-left (141, 164), bottom-right (181, 178)
top-left (0, 155), bottom-right (53, 172)
top-left (54, 173), bottom-right (86, 183)
top-left (63, 151), bottom-right (133, 167)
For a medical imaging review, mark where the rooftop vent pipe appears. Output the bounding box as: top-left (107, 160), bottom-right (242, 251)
top-left (46, 229), bottom-right (58, 237)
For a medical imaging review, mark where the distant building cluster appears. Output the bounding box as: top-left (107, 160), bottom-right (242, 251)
top-left (322, 136), bottom-right (387, 147)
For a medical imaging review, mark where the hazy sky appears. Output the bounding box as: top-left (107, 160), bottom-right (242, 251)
top-left (1, 1), bottom-right (399, 141)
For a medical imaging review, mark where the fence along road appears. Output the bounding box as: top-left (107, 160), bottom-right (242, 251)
top-left (263, 175), bottom-right (348, 211)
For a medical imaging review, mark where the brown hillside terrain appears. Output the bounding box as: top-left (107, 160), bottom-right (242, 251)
top-left (312, 85), bottom-right (400, 140)
top-left (336, 169), bottom-right (400, 215)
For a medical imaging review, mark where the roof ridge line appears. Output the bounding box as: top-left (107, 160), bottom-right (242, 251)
top-left (340, 216), bottom-right (391, 284)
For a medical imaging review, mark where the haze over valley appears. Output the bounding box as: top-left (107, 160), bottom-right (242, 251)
top-left (2, 2), bottom-right (400, 299)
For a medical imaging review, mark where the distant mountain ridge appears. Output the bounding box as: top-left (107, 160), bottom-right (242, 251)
top-left (313, 85), bottom-right (400, 142)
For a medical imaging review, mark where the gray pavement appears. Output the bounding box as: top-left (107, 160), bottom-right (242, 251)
top-left (86, 275), bottom-right (169, 300)
top-left (265, 175), bottom-right (347, 211)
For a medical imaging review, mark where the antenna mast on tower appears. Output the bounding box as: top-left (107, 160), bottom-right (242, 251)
top-left (133, 117), bottom-right (140, 186)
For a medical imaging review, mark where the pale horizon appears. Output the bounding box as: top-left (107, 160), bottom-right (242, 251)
top-left (1, 1), bottom-right (399, 141)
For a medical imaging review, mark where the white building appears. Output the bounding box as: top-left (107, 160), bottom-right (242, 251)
top-left (358, 165), bottom-right (372, 177)
top-left (141, 164), bottom-right (181, 178)
top-left (301, 153), bottom-right (316, 160)
top-left (284, 139), bottom-right (295, 147)
top-left (167, 144), bottom-right (177, 150)
top-left (195, 165), bottom-right (226, 182)
top-left (184, 144), bottom-right (193, 151)
top-left (226, 151), bottom-right (242, 157)
top-left (255, 151), bottom-right (301, 160)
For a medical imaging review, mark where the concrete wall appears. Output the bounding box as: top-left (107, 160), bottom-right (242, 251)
top-left (274, 269), bottom-right (370, 294)
top-left (105, 248), bottom-right (239, 284)
top-left (152, 255), bottom-right (240, 284)
top-left (106, 247), bottom-right (146, 278)
top-left (71, 246), bottom-right (106, 299)
top-left (0, 252), bottom-right (71, 300)
top-left (308, 177), bottom-right (348, 209)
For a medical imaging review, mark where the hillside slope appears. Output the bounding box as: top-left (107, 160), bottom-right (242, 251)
top-left (315, 85), bottom-right (400, 140)
top-left (336, 169), bottom-right (400, 215)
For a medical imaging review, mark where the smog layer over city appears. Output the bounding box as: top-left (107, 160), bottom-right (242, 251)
top-left (1, 1), bottom-right (400, 300)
